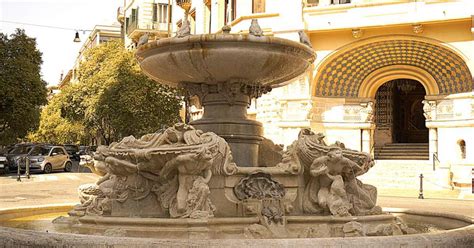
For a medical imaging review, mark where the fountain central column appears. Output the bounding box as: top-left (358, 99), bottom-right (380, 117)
top-left (183, 82), bottom-right (270, 167)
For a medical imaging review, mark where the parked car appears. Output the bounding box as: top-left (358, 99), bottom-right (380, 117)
top-left (63, 144), bottom-right (80, 161)
top-left (26, 145), bottom-right (72, 173)
top-left (6, 143), bottom-right (35, 171)
top-left (0, 155), bottom-right (8, 174)
top-left (78, 145), bottom-right (93, 156)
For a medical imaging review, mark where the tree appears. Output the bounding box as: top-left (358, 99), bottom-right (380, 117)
top-left (0, 29), bottom-right (47, 145)
top-left (28, 91), bottom-right (85, 144)
top-left (61, 41), bottom-right (181, 144)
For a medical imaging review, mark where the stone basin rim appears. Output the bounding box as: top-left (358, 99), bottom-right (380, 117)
top-left (135, 34), bottom-right (316, 88)
top-left (0, 205), bottom-right (473, 247)
top-left (136, 34), bottom-right (316, 58)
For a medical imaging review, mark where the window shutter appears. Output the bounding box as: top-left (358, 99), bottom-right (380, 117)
top-left (253, 0), bottom-right (265, 14)
top-left (153, 4), bottom-right (157, 22)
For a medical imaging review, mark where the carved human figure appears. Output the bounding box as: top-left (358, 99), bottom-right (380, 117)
top-left (360, 102), bottom-right (374, 122)
top-left (309, 147), bottom-right (362, 216)
top-left (160, 146), bottom-right (216, 218)
top-left (72, 124), bottom-right (236, 219)
top-left (422, 100), bottom-right (432, 120)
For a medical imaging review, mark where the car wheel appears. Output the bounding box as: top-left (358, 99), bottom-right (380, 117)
top-left (3, 165), bottom-right (9, 174)
top-left (43, 163), bottom-right (52, 174)
top-left (64, 161), bottom-right (72, 172)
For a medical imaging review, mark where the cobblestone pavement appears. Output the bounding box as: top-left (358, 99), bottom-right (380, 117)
top-left (0, 168), bottom-right (472, 217)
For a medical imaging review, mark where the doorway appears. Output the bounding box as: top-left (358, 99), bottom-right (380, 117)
top-left (374, 79), bottom-right (428, 146)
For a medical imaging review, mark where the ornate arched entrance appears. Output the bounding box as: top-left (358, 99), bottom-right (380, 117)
top-left (311, 36), bottom-right (471, 97)
top-left (310, 35), bottom-right (472, 159)
top-left (374, 79), bottom-right (428, 145)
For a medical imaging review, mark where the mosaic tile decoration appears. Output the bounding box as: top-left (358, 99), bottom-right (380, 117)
top-left (315, 39), bottom-right (473, 97)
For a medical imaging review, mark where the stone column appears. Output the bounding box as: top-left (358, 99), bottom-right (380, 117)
top-left (360, 101), bottom-right (375, 155)
top-left (184, 82), bottom-right (270, 167)
top-left (429, 128), bottom-right (438, 162)
top-left (424, 100), bottom-right (438, 162)
top-left (361, 129), bottom-right (371, 154)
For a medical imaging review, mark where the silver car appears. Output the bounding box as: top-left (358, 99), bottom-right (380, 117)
top-left (26, 145), bottom-right (72, 173)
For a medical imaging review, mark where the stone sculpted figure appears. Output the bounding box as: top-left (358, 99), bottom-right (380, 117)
top-left (249, 19), bottom-right (264, 37)
top-left (176, 18), bottom-right (191, 38)
top-left (360, 102), bottom-right (374, 122)
top-left (309, 147), bottom-right (362, 216)
top-left (292, 129), bottom-right (380, 216)
top-left (422, 100), bottom-right (434, 120)
top-left (72, 124), bottom-right (236, 219)
top-left (160, 146), bottom-right (216, 218)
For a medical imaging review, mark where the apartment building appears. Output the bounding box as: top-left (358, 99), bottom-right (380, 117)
top-left (59, 24), bottom-right (121, 88)
top-left (121, 0), bottom-right (173, 49)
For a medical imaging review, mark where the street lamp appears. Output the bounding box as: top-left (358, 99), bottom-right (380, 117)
top-left (73, 31), bottom-right (81, 42)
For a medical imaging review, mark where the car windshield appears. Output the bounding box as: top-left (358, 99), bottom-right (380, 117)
top-left (28, 146), bottom-right (50, 156)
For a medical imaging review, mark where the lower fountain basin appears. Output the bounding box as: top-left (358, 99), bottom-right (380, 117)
top-left (1, 205), bottom-right (473, 247)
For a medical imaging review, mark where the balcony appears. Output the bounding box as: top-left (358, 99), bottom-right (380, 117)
top-left (126, 20), bottom-right (170, 41)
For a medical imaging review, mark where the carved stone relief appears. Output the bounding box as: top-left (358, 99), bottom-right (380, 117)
top-left (422, 100), bottom-right (436, 121)
top-left (291, 128), bottom-right (380, 217)
top-left (72, 123), bottom-right (237, 219)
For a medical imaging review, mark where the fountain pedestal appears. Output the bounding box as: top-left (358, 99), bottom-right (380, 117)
top-left (184, 82), bottom-right (270, 167)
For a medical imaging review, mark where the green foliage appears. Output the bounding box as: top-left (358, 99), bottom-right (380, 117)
top-left (60, 41), bottom-right (181, 144)
top-left (0, 29), bottom-right (47, 145)
top-left (28, 93), bottom-right (85, 144)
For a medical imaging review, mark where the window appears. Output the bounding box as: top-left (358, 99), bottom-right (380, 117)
top-left (153, 3), bottom-right (170, 23)
top-left (252, 0), bottom-right (265, 14)
top-left (125, 17), bottom-right (129, 32)
top-left (224, 0), bottom-right (236, 23)
top-left (29, 146), bottom-right (49, 156)
top-left (153, 4), bottom-right (157, 22)
top-left (306, 0), bottom-right (319, 7)
top-left (131, 8), bottom-right (137, 23)
top-left (458, 140), bottom-right (466, 159)
top-left (51, 148), bottom-right (65, 155)
top-left (331, 0), bottom-right (351, 4)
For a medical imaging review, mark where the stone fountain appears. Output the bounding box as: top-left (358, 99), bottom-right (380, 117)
top-left (58, 22), bottom-right (389, 237)
top-left (0, 21), bottom-right (472, 247)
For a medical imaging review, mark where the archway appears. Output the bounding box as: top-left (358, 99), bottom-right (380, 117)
top-left (374, 79), bottom-right (428, 146)
top-left (311, 36), bottom-right (472, 98)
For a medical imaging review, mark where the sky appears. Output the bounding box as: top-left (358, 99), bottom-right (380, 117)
top-left (0, 0), bottom-right (121, 86)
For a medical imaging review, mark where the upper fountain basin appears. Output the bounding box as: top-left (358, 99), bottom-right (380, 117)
top-left (136, 34), bottom-right (316, 88)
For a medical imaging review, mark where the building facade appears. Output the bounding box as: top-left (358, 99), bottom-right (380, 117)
top-left (121, 0), bottom-right (173, 49)
top-left (122, 0), bottom-right (473, 190)
top-left (59, 24), bottom-right (121, 89)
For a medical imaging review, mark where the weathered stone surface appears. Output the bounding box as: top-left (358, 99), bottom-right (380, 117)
top-left (367, 223), bottom-right (404, 236)
top-left (287, 128), bottom-right (380, 217)
top-left (75, 123), bottom-right (237, 219)
top-left (1, 224), bottom-right (473, 247)
top-left (343, 221), bottom-right (365, 237)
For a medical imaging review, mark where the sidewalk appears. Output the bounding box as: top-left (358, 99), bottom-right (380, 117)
top-left (378, 187), bottom-right (474, 200)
